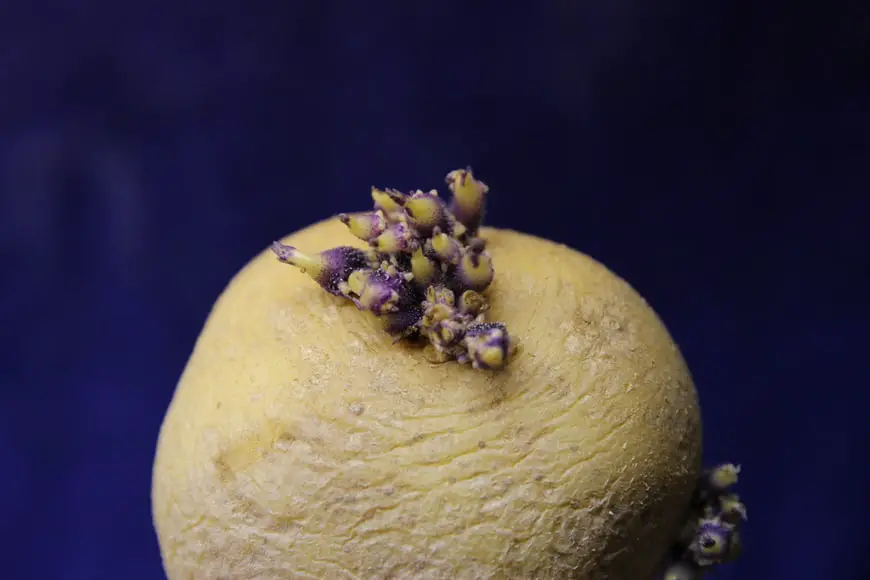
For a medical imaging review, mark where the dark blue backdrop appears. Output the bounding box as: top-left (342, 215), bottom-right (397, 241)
top-left (2, 2), bottom-right (868, 579)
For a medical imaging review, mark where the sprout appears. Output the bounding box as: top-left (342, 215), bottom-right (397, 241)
top-left (463, 322), bottom-right (511, 370)
top-left (454, 239), bottom-right (494, 293)
top-left (446, 167), bottom-right (489, 235)
top-left (427, 230), bottom-right (462, 264)
top-left (661, 462), bottom-right (748, 574)
top-left (662, 561), bottom-right (702, 580)
top-left (340, 267), bottom-right (415, 316)
top-left (410, 247), bottom-right (441, 288)
top-left (404, 189), bottom-right (447, 235)
top-left (703, 463), bottom-right (741, 492)
top-left (272, 167), bottom-right (512, 370)
top-left (690, 518), bottom-right (733, 565)
top-left (718, 494), bottom-right (748, 524)
top-left (271, 244), bottom-right (376, 296)
top-left (458, 290), bottom-right (487, 317)
top-left (372, 220), bottom-right (417, 254)
top-left (370, 187), bottom-right (405, 214)
top-left (338, 211), bottom-right (386, 242)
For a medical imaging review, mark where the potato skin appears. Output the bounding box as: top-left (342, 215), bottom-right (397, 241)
top-left (152, 219), bottom-right (702, 580)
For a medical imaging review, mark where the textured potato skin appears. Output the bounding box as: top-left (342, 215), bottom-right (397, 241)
top-left (151, 219), bottom-right (702, 579)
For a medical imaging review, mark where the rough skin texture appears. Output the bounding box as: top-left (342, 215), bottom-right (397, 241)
top-left (152, 219), bottom-right (702, 580)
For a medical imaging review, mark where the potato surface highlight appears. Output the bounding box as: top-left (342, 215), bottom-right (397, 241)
top-left (152, 219), bottom-right (702, 580)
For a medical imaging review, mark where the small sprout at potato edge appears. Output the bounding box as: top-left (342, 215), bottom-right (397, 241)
top-left (271, 167), bottom-right (512, 371)
top-left (658, 462), bottom-right (748, 578)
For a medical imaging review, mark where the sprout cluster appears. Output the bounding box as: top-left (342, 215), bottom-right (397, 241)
top-left (660, 463), bottom-right (748, 579)
top-left (271, 168), bottom-right (512, 371)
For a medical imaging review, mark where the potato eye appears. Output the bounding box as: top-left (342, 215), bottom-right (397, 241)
top-left (694, 519), bottom-right (732, 559)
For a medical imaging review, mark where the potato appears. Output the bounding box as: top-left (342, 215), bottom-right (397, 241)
top-left (152, 181), bottom-right (705, 579)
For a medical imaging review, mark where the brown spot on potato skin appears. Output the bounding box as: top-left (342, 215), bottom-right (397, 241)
top-left (152, 221), bottom-right (702, 580)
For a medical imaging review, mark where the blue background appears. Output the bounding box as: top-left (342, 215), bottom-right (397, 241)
top-left (2, 2), bottom-right (868, 579)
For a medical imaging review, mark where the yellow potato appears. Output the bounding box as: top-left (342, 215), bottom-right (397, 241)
top-left (152, 218), bottom-right (702, 580)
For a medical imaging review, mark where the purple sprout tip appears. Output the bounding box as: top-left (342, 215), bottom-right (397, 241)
top-left (271, 241), bottom-right (294, 261)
